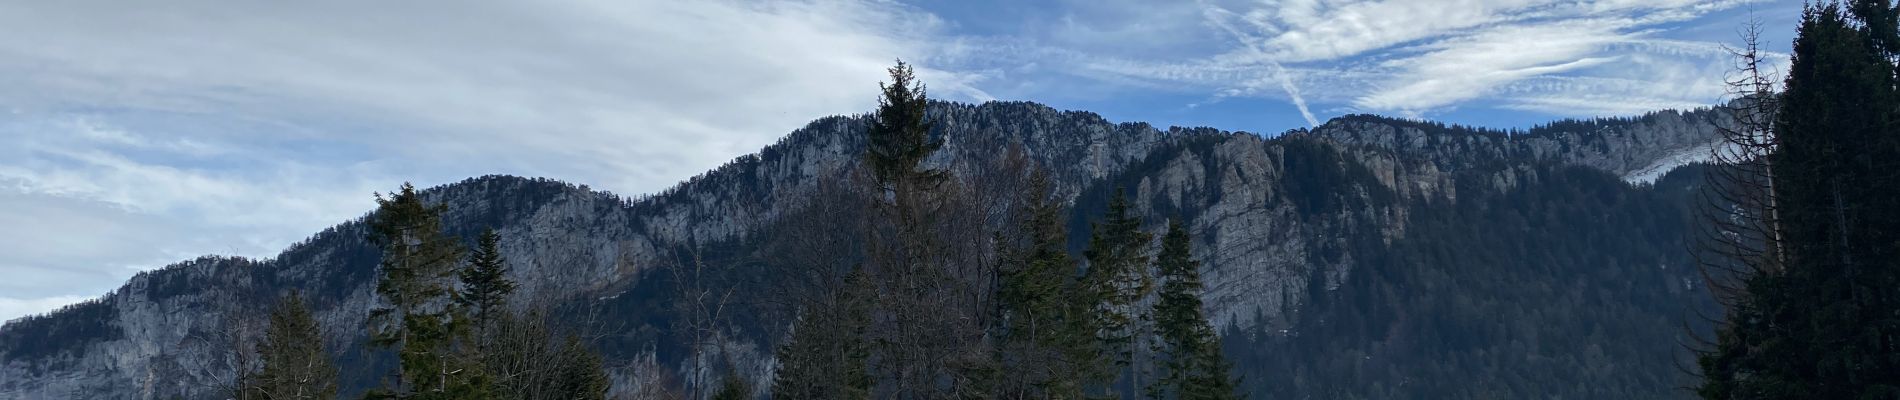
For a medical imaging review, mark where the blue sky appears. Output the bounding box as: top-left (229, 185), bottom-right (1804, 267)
top-left (0, 0), bottom-right (1800, 322)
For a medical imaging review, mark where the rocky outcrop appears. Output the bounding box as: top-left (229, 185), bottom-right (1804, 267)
top-left (0, 101), bottom-right (1721, 399)
top-left (1309, 108), bottom-right (1729, 183)
top-left (0, 101), bottom-right (1178, 398)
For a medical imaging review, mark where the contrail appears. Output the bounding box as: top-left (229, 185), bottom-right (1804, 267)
top-left (1271, 62), bottom-right (1320, 127)
top-left (1202, 2), bottom-right (1319, 127)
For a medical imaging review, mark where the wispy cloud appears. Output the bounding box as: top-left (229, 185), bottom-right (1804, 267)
top-left (0, 0), bottom-right (989, 322)
top-left (972, 0), bottom-right (1783, 121)
top-left (0, 0), bottom-right (1798, 322)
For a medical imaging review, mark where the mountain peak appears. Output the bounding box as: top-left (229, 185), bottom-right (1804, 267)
top-left (2, 101), bottom-right (1728, 398)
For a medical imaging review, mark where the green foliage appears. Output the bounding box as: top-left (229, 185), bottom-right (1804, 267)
top-left (1215, 162), bottom-right (1712, 399)
top-left (864, 59), bottom-right (945, 190)
top-left (246, 291), bottom-right (340, 400)
top-left (1278, 138), bottom-right (1392, 217)
top-left (460, 228), bottom-right (516, 331)
top-left (0, 298), bottom-right (120, 362)
top-left (1148, 220), bottom-right (1240, 400)
top-left (1079, 188), bottom-right (1155, 395)
top-left (1698, 2), bottom-right (1900, 398)
top-left (855, 59), bottom-right (994, 397)
top-left (364, 183), bottom-right (483, 399)
top-left (453, 228), bottom-right (587, 400)
top-left (772, 268), bottom-right (874, 400)
top-left (993, 175), bottom-right (1092, 398)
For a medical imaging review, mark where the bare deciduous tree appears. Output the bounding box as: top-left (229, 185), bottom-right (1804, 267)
top-left (1696, 17), bottom-right (1785, 307)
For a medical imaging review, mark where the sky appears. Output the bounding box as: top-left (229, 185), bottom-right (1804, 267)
top-left (0, 0), bottom-right (1802, 322)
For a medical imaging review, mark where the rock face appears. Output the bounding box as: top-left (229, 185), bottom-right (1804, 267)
top-left (0, 101), bottom-right (1723, 399)
top-left (1310, 110), bottom-right (1729, 183)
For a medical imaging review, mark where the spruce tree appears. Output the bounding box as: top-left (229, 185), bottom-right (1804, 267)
top-left (1148, 220), bottom-right (1239, 400)
top-left (1079, 188), bottom-right (1155, 395)
top-left (994, 173), bottom-right (1088, 398)
top-left (460, 228), bottom-right (515, 332)
top-left (860, 59), bottom-right (987, 396)
top-left (1698, 2), bottom-right (1900, 398)
top-left (364, 183), bottom-right (483, 399)
top-left (865, 59), bottom-right (945, 193)
top-left (248, 291), bottom-right (339, 400)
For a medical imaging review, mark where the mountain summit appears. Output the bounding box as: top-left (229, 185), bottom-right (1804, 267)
top-left (2, 101), bottom-right (1724, 399)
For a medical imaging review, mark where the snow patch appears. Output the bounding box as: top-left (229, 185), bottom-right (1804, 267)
top-left (1623, 141), bottom-right (1724, 184)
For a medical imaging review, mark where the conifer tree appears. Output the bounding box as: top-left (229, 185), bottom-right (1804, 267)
top-left (460, 228), bottom-right (515, 332)
top-left (1079, 188), bottom-right (1155, 395)
top-left (1148, 220), bottom-right (1239, 400)
top-left (364, 183), bottom-right (484, 399)
top-left (551, 335), bottom-right (611, 400)
top-left (1698, 2), bottom-right (1900, 398)
top-left (865, 59), bottom-right (945, 194)
top-left (993, 173), bottom-right (1088, 398)
top-left (772, 267), bottom-right (874, 400)
top-left (458, 229), bottom-right (508, 399)
top-left (859, 59), bottom-right (989, 396)
top-left (247, 291), bottom-right (339, 400)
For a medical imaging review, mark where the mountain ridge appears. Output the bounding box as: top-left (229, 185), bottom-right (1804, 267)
top-left (1, 100), bottom-right (1726, 399)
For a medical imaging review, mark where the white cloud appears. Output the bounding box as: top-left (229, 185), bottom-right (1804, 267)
top-left (1003, 0), bottom-right (1773, 120)
top-left (1353, 19), bottom-right (1634, 113)
top-left (1238, 0), bottom-right (1551, 62)
top-left (0, 0), bottom-right (1795, 321)
top-left (0, 0), bottom-right (988, 320)
top-left (1203, 0), bottom-right (1764, 116)
top-left (0, 0), bottom-right (983, 193)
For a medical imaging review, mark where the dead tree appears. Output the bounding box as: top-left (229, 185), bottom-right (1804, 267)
top-left (1695, 18), bottom-right (1785, 306)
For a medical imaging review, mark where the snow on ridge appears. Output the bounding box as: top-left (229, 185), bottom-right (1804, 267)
top-left (1622, 140), bottom-right (1731, 184)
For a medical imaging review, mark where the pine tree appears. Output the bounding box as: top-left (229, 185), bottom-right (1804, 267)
top-left (247, 291), bottom-right (339, 400)
top-left (1148, 220), bottom-right (1240, 400)
top-left (460, 228), bottom-right (516, 332)
top-left (772, 267), bottom-right (873, 400)
top-left (363, 183), bottom-right (483, 399)
top-left (1079, 188), bottom-right (1155, 395)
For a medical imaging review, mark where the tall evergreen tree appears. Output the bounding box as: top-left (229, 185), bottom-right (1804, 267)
top-left (859, 59), bottom-right (990, 396)
top-left (865, 59), bottom-right (945, 194)
top-left (1147, 220), bottom-right (1240, 400)
top-left (1079, 188), bottom-right (1155, 395)
top-left (247, 291), bottom-right (339, 400)
top-left (1699, 2), bottom-right (1900, 398)
top-left (993, 173), bottom-right (1089, 398)
top-left (460, 228), bottom-right (516, 332)
top-left (364, 183), bottom-right (484, 399)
